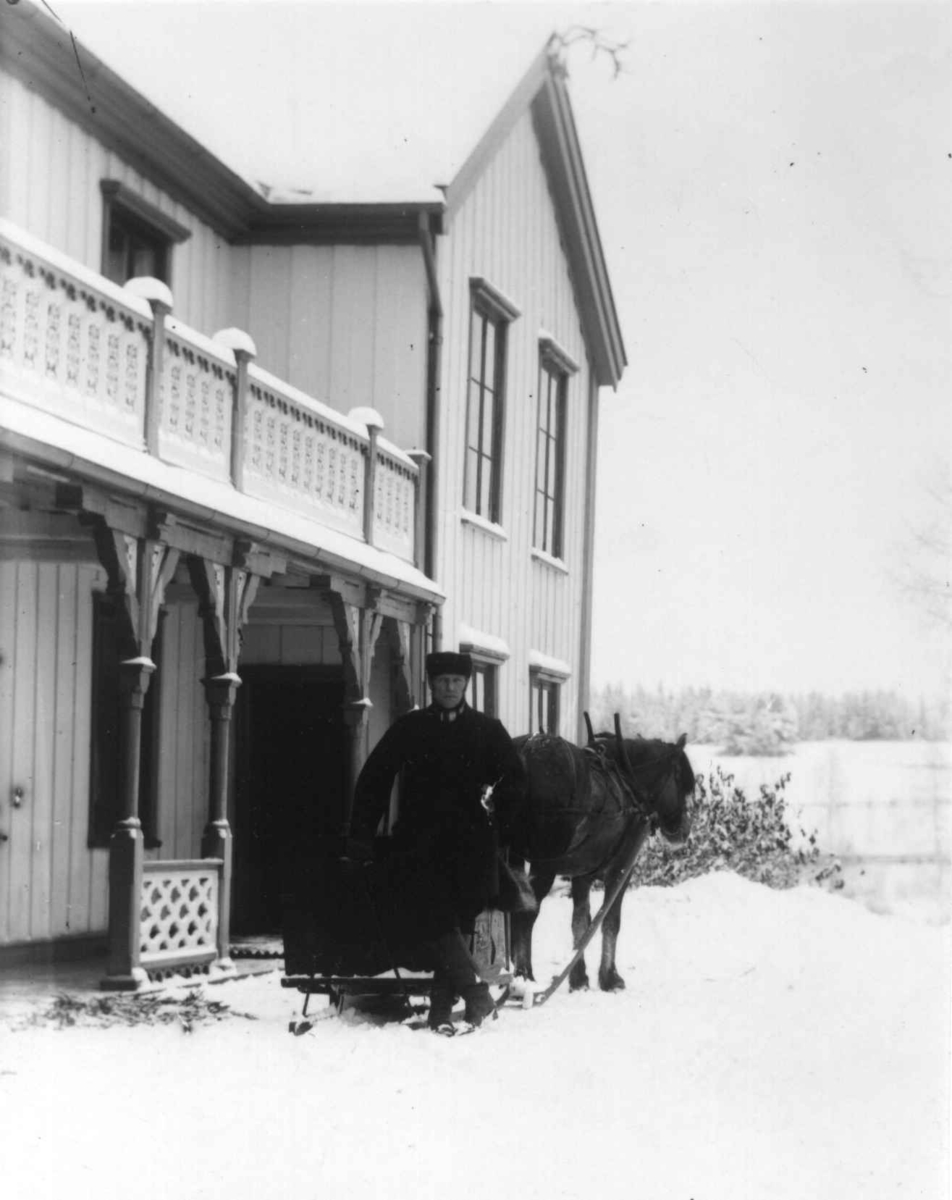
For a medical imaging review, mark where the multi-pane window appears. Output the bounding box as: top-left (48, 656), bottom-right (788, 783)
top-left (534, 338), bottom-right (576, 558)
top-left (469, 662), bottom-right (497, 717)
top-left (529, 672), bottom-right (560, 735)
top-left (464, 280), bottom-right (520, 523)
top-left (534, 358), bottom-right (567, 557)
top-left (106, 207), bottom-right (170, 285)
top-left (100, 180), bottom-right (190, 288)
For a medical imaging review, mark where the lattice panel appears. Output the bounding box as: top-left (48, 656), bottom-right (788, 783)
top-left (140, 870), bottom-right (219, 959)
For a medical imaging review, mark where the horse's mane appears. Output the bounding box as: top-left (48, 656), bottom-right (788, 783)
top-left (592, 731), bottom-right (695, 796)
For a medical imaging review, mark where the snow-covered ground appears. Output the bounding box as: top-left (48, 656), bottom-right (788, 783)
top-left (1, 872), bottom-right (949, 1200)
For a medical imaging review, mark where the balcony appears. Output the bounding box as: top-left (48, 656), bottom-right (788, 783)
top-left (0, 219), bottom-right (427, 571)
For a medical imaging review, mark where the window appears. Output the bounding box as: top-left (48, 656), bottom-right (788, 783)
top-left (534, 337), bottom-right (577, 558)
top-left (463, 279), bottom-right (520, 523)
top-left (100, 180), bottom-right (190, 288)
top-left (469, 662), bottom-right (497, 717)
top-left (529, 672), bottom-right (560, 735)
top-left (88, 594), bottom-right (163, 848)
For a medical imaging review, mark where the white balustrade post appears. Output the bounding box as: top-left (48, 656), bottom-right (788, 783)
top-left (407, 449), bottom-right (432, 573)
top-left (349, 408), bottom-right (385, 546)
top-left (123, 277), bottom-right (174, 457)
top-left (213, 328), bottom-right (257, 492)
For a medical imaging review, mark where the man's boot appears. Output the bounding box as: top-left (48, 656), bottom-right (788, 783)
top-left (426, 981), bottom-right (456, 1033)
top-left (427, 930), bottom-right (496, 1033)
top-left (461, 981), bottom-right (496, 1028)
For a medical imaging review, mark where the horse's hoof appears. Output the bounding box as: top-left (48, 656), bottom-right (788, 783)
top-left (568, 975), bottom-right (590, 992)
top-left (598, 974), bottom-right (626, 992)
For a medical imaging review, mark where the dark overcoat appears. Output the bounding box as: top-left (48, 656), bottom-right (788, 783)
top-left (350, 703), bottom-right (526, 940)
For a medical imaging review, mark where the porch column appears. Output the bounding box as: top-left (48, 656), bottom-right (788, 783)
top-left (202, 672), bottom-right (241, 971)
top-left (81, 514), bottom-right (179, 992)
top-left (188, 550), bottom-right (276, 971)
top-left (104, 657), bottom-right (155, 990)
top-left (326, 586), bottom-right (384, 834)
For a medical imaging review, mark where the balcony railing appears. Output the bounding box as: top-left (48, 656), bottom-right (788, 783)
top-left (0, 219), bottom-right (425, 565)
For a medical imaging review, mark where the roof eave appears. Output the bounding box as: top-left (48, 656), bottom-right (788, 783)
top-left (1, 3), bottom-right (446, 244)
top-left (532, 68), bottom-right (627, 389)
top-left (443, 39), bottom-right (626, 389)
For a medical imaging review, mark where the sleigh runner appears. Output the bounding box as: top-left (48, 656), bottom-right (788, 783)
top-left (280, 847), bottom-right (512, 1027)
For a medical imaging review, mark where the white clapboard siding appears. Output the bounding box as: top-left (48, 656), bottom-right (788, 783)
top-left (152, 601), bottom-right (210, 863)
top-left (228, 243), bottom-right (429, 452)
top-left (1, 71), bottom-right (233, 335)
top-left (436, 110), bottom-right (593, 739)
top-left (0, 562), bottom-right (110, 944)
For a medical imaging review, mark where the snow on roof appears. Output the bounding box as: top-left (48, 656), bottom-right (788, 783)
top-left (51, 2), bottom-right (560, 204)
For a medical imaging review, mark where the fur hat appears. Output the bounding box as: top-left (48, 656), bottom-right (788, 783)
top-left (425, 651), bottom-right (473, 679)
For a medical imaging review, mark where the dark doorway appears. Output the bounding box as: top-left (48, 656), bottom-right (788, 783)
top-left (232, 667), bottom-right (347, 934)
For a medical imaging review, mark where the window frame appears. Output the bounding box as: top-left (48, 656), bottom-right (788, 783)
top-left (100, 180), bottom-right (190, 289)
top-left (529, 670), bottom-right (561, 735)
top-left (463, 279), bottom-right (521, 525)
top-left (533, 336), bottom-right (578, 560)
top-left (469, 660), bottom-right (498, 717)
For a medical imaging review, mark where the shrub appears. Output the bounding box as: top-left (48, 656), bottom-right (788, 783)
top-left (632, 764), bottom-right (842, 891)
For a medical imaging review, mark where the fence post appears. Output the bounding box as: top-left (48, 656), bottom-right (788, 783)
top-left (213, 328), bottom-right (257, 492)
top-left (123, 277), bottom-right (174, 456)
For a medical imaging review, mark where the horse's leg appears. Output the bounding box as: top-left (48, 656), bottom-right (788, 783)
top-left (509, 865), bottom-right (556, 984)
top-left (569, 874), bottom-right (596, 991)
top-left (597, 865), bottom-right (628, 992)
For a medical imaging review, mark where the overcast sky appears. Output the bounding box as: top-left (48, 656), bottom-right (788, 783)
top-left (50, 0), bottom-right (952, 702)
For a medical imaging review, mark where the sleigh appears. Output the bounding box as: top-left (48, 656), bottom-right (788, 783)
top-left (280, 844), bottom-right (511, 1028)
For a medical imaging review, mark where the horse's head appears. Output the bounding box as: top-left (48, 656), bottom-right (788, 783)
top-left (596, 730), bottom-right (694, 844)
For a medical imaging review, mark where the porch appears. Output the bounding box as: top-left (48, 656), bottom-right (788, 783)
top-left (0, 217), bottom-right (443, 991)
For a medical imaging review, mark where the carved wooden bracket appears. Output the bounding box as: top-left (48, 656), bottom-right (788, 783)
top-left (85, 515), bottom-right (180, 660)
top-left (387, 618), bottom-right (416, 714)
top-left (187, 558), bottom-right (262, 678)
top-left (327, 586), bottom-right (385, 703)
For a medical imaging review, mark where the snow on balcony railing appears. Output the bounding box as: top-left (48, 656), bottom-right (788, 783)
top-left (0, 220), bottom-right (423, 566)
top-left (0, 219), bottom-right (151, 446)
top-left (159, 316), bottom-right (235, 481)
top-left (243, 362), bottom-right (366, 540)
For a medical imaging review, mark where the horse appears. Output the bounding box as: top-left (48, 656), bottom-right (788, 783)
top-left (505, 722), bottom-right (694, 993)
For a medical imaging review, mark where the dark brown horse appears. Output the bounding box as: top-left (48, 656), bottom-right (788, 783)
top-left (506, 726), bottom-right (694, 992)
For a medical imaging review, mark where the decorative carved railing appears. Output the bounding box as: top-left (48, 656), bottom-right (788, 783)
top-left (158, 318), bottom-right (234, 481)
top-left (243, 364), bottom-right (366, 539)
top-left (0, 224), bottom-right (150, 445)
top-left (140, 859), bottom-right (221, 976)
top-left (0, 220), bottom-right (422, 565)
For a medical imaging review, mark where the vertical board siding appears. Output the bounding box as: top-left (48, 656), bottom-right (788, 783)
top-left (437, 111), bottom-right (591, 738)
top-left (1, 74), bottom-right (233, 334)
top-left (29, 563), bottom-right (57, 939)
top-left (0, 562), bottom-right (110, 945)
top-left (152, 601), bottom-right (208, 861)
top-left (233, 243), bottom-right (427, 451)
top-left (50, 564), bottom-right (77, 936)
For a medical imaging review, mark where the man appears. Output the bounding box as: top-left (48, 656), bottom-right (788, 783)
top-left (348, 650), bottom-right (526, 1033)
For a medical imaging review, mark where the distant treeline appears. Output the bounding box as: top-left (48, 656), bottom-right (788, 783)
top-left (587, 683), bottom-right (951, 755)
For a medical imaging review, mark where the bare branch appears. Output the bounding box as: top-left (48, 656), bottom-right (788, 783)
top-left (551, 25), bottom-right (630, 79)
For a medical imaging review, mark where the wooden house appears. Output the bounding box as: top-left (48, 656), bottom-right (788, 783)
top-left (0, 2), bottom-right (625, 983)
